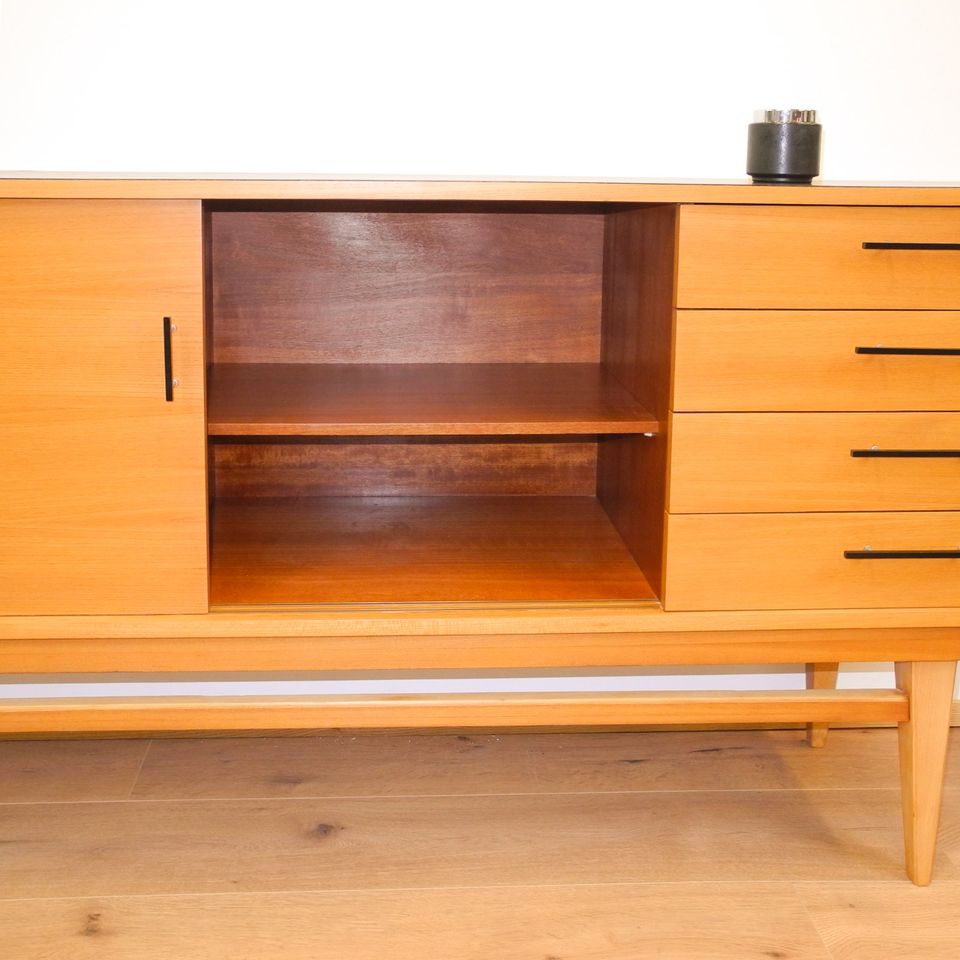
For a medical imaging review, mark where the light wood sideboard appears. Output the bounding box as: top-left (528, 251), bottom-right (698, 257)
top-left (1, 176), bottom-right (958, 884)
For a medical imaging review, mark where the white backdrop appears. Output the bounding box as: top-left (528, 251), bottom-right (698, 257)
top-left (2, 0), bottom-right (959, 179)
top-left (1, 0), bottom-right (958, 699)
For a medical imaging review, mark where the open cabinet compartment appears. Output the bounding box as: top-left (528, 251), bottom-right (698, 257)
top-left (204, 201), bottom-right (675, 605)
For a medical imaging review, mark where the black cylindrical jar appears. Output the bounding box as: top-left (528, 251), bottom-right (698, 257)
top-left (747, 109), bottom-right (822, 184)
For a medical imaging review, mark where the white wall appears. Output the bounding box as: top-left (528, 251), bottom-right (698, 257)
top-left (1, 0), bottom-right (959, 180)
top-left (1, 0), bottom-right (957, 700)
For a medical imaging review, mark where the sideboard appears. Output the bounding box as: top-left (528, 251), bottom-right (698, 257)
top-left (1, 175), bottom-right (958, 884)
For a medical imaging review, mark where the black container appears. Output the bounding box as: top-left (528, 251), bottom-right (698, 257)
top-left (747, 109), bottom-right (822, 184)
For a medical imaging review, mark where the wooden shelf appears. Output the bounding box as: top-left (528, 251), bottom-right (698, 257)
top-left (209, 496), bottom-right (656, 604)
top-left (207, 363), bottom-right (658, 437)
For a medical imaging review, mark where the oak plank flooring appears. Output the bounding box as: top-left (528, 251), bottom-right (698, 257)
top-left (129, 729), bottom-right (922, 800)
top-left (936, 788), bottom-right (960, 867)
top-left (0, 885), bottom-right (833, 960)
top-left (2, 729), bottom-right (958, 959)
top-left (797, 882), bottom-right (960, 960)
top-left (3, 789), bottom-right (955, 900)
top-left (0, 738), bottom-right (149, 803)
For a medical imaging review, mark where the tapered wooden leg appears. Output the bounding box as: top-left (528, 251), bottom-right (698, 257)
top-left (895, 660), bottom-right (957, 886)
top-left (805, 662), bottom-right (839, 747)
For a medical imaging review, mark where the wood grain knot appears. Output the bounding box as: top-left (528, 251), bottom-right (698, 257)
top-left (309, 822), bottom-right (341, 839)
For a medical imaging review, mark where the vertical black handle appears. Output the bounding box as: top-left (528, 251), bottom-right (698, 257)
top-left (163, 316), bottom-right (174, 401)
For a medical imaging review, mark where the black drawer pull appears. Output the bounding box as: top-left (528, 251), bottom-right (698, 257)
top-left (163, 316), bottom-right (174, 402)
top-left (855, 346), bottom-right (960, 356)
top-left (862, 242), bottom-right (960, 250)
top-left (844, 549), bottom-right (960, 559)
top-left (850, 449), bottom-right (960, 458)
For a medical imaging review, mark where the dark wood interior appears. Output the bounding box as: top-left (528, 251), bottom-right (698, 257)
top-left (207, 363), bottom-right (658, 436)
top-left (597, 205), bottom-right (678, 598)
top-left (208, 206), bottom-right (605, 364)
top-left (209, 496), bottom-right (656, 604)
top-left (212, 439), bottom-right (598, 499)
top-left (204, 201), bottom-right (674, 605)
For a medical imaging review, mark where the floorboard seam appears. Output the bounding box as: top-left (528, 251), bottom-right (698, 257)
top-left (1, 878), bottom-right (934, 905)
top-left (0, 786), bottom-right (914, 806)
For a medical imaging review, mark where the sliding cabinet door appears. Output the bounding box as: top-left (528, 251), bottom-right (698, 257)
top-left (0, 200), bottom-right (207, 613)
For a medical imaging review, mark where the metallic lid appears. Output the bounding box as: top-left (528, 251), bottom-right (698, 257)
top-left (758, 109), bottom-right (818, 124)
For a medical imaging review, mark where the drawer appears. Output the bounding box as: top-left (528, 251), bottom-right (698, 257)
top-left (664, 512), bottom-right (960, 611)
top-left (677, 205), bottom-right (960, 309)
top-left (669, 413), bottom-right (960, 513)
top-left (673, 311), bottom-right (960, 412)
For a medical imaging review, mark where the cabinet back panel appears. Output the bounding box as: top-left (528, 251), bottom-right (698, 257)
top-left (212, 439), bottom-right (598, 498)
top-left (208, 210), bottom-right (604, 363)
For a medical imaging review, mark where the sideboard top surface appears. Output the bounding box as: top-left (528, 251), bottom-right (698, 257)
top-left (2, 174), bottom-right (960, 204)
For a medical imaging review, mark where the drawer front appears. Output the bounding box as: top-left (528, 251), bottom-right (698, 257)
top-left (673, 311), bottom-right (960, 412)
top-left (664, 512), bottom-right (960, 611)
top-left (677, 205), bottom-right (960, 309)
top-left (669, 413), bottom-right (960, 513)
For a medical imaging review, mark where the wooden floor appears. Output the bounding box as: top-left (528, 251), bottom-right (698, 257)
top-left (1, 727), bottom-right (958, 959)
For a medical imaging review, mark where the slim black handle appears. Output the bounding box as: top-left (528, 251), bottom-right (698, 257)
top-left (850, 449), bottom-right (960, 458)
top-left (855, 346), bottom-right (960, 356)
top-left (845, 549), bottom-right (960, 559)
top-left (863, 242), bottom-right (960, 250)
top-left (163, 316), bottom-right (174, 402)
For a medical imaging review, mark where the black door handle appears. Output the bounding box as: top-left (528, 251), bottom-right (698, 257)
top-left (163, 316), bottom-right (174, 402)
top-left (845, 549), bottom-right (960, 559)
top-left (855, 346), bottom-right (960, 356)
top-left (850, 449), bottom-right (960, 458)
